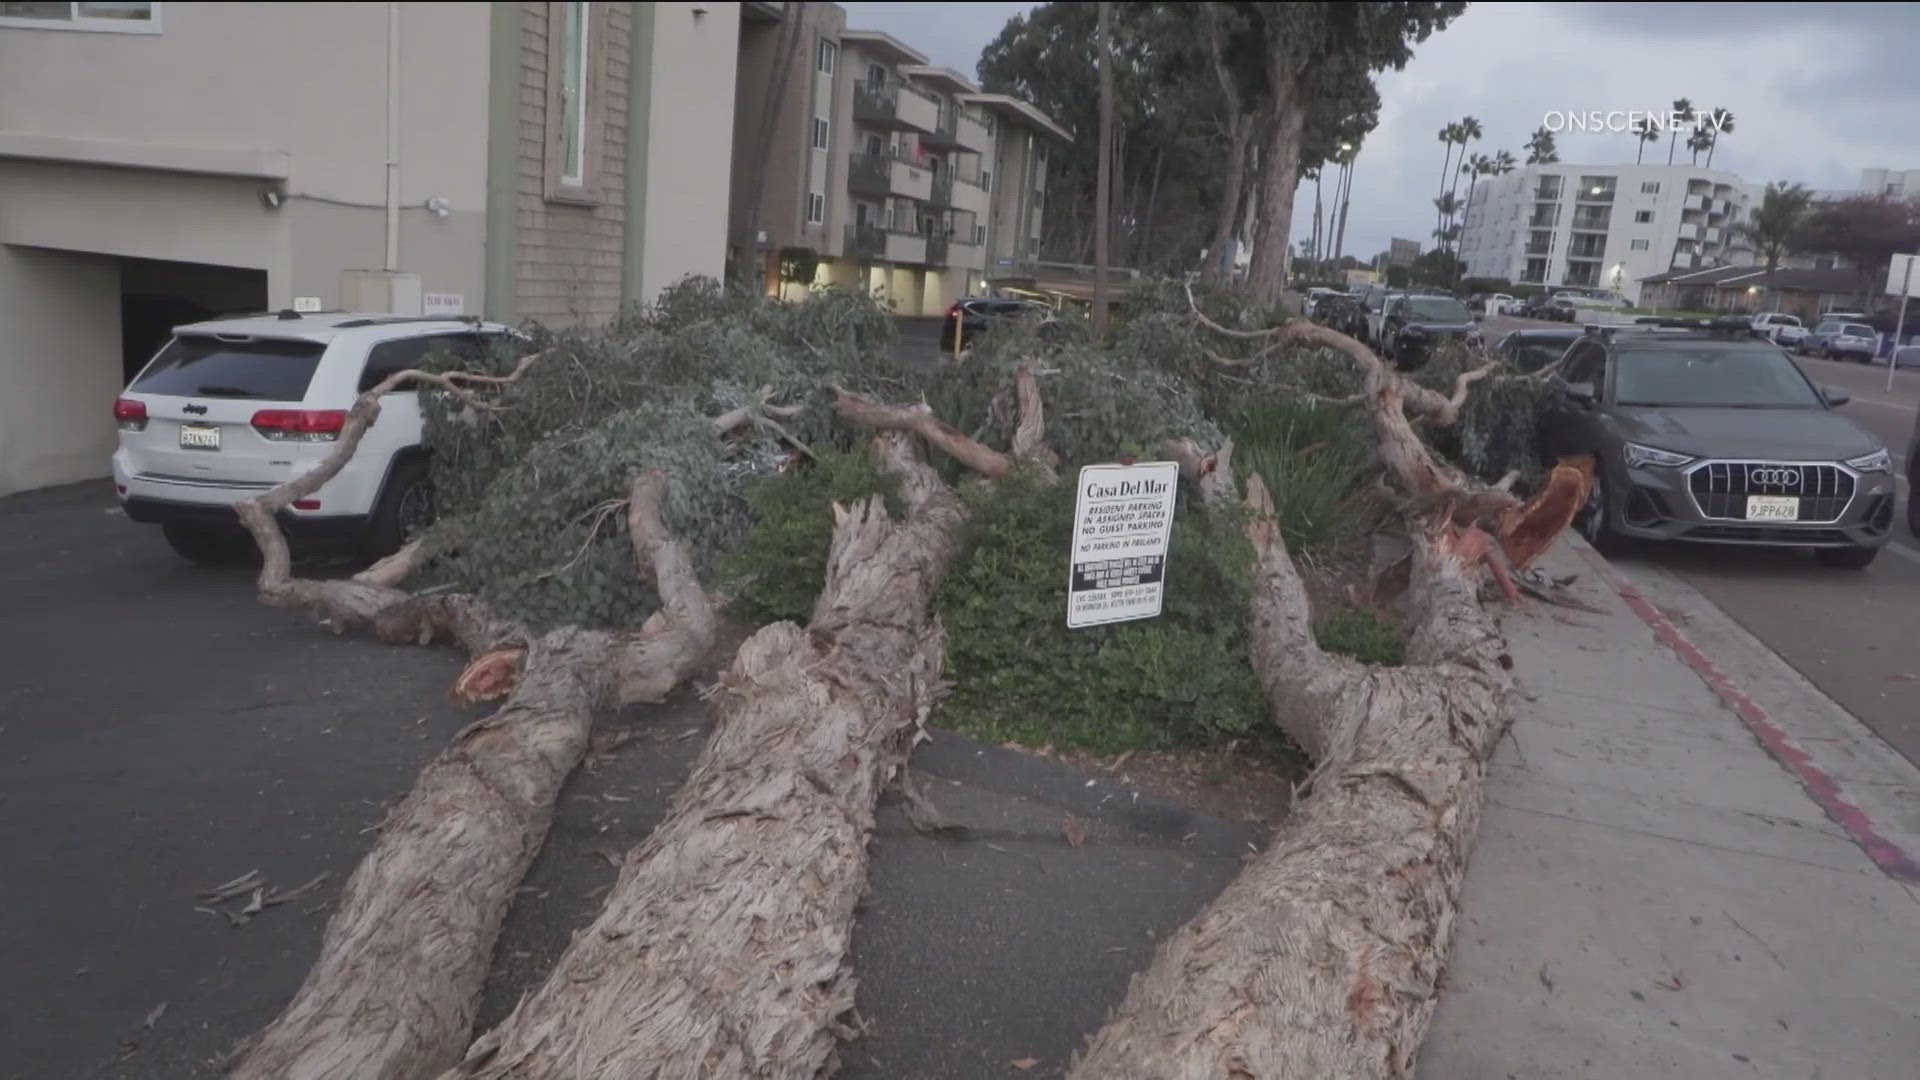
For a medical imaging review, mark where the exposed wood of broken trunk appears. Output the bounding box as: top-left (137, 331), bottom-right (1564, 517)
top-left (447, 375), bottom-right (1048, 1080)
top-left (228, 357), bottom-right (718, 1080)
top-left (1072, 322), bottom-right (1536, 1078)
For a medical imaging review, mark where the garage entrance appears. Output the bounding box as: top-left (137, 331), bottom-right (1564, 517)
top-left (119, 258), bottom-right (267, 383)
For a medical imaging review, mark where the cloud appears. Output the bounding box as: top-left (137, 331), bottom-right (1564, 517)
top-left (836, 1), bottom-right (1037, 78)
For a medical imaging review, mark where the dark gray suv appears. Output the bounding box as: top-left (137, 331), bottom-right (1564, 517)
top-left (1543, 324), bottom-right (1897, 567)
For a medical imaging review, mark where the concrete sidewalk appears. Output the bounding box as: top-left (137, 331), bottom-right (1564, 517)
top-left (1420, 538), bottom-right (1920, 1079)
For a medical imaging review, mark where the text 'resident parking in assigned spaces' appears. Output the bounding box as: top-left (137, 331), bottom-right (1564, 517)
top-left (1067, 461), bottom-right (1180, 629)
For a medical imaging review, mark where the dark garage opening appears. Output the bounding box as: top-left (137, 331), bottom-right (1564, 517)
top-left (119, 259), bottom-right (268, 384)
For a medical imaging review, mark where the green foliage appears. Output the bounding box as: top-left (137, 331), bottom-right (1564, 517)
top-left (778, 246), bottom-right (821, 287)
top-left (1227, 398), bottom-right (1386, 553)
top-left (1314, 606), bottom-right (1405, 665)
top-left (720, 449), bottom-right (902, 626)
top-left (1385, 264), bottom-right (1412, 288)
top-left (1412, 339), bottom-right (1563, 488)
top-left (414, 277), bottom-right (906, 629)
top-left (935, 472), bottom-right (1272, 754)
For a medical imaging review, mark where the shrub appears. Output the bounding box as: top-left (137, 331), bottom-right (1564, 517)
top-left (1412, 338), bottom-right (1563, 489)
top-left (1227, 398), bottom-right (1387, 554)
top-left (720, 449), bottom-right (901, 626)
top-left (1314, 607), bottom-right (1406, 666)
top-left (933, 472), bottom-right (1272, 754)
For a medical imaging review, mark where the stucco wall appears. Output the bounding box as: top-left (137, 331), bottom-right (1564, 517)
top-left (636, 2), bottom-right (736, 300)
top-left (0, 246), bottom-right (121, 496)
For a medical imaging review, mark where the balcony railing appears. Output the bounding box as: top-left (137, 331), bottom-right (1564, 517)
top-left (845, 222), bottom-right (886, 258)
top-left (929, 170), bottom-right (954, 207)
top-left (848, 153), bottom-right (890, 197)
top-left (1570, 210), bottom-right (1612, 231)
top-left (1524, 243), bottom-right (1553, 256)
top-left (852, 78), bottom-right (940, 133)
top-left (1534, 184), bottom-right (1563, 201)
top-left (1576, 187), bottom-right (1616, 203)
top-left (926, 233), bottom-right (949, 266)
top-left (1528, 209), bottom-right (1559, 228)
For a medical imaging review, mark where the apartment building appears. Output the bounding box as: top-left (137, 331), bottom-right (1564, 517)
top-left (730, 3), bottom-right (1069, 316)
top-left (0, 1), bottom-right (736, 497)
top-left (1456, 163), bottom-right (1757, 305)
top-left (1860, 167), bottom-right (1920, 199)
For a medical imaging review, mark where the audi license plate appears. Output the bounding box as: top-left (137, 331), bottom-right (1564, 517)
top-left (1745, 495), bottom-right (1799, 521)
top-left (179, 423), bottom-right (221, 451)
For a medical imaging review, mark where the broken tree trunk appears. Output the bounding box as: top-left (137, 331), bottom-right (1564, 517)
top-left (447, 374), bottom-right (1050, 1080)
top-left (230, 470), bottom-right (717, 1080)
top-left (1073, 322), bottom-right (1544, 1078)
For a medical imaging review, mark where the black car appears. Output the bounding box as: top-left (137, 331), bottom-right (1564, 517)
top-left (1542, 321), bottom-right (1896, 567)
top-left (940, 297), bottom-right (1050, 352)
top-left (1496, 327), bottom-right (1585, 373)
top-left (1379, 294), bottom-right (1480, 367)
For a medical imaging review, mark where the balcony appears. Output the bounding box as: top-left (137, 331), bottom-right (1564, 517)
top-left (852, 79), bottom-right (940, 134)
top-left (1534, 183), bottom-right (1563, 201)
top-left (843, 223), bottom-right (927, 265)
top-left (1528, 208), bottom-right (1559, 228)
top-left (928, 170), bottom-right (954, 208)
top-left (1570, 210), bottom-right (1612, 231)
top-left (848, 152), bottom-right (933, 202)
top-left (926, 233), bottom-right (949, 266)
top-left (1575, 181), bottom-right (1617, 203)
top-left (951, 175), bottom-right (990, 216)
top-left (956, 113), bottom-right (993, 154)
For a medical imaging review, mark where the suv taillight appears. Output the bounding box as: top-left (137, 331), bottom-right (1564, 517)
top-left (251, 409), bottom-right (348, 442)
top-left (113, 398), bottom-right (148, 432)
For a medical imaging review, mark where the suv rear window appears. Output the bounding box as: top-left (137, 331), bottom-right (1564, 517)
top-left (130, 335), bottom-right (327, 401)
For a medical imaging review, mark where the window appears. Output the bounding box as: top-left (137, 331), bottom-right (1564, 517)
top-left (1614, 346), bottom-right (1823, 408)
top-left (130, 335), bottom-right (324, 401)
top-left (863, 134), bottom-right (883, 157)
top-left (974, 224), bottom-right (986, 245)
top-left (807, 192), bottom-right (825, 225)
top-left (866, 63), bottom-right (886, 86)
top-left (0, 1), bottom-right (158, 31)
top-left (559, 2), bottom-right (590, 186)
top-left (981, 170), bottom-right (992, 192)
top-left (359, 335), bottom-right (486, 394)
top-left (816, 38), bottom-right (836, 75)
top-left (1630, 239), bottom-right (1650, 250)
top-left (811, 117), bottom-right (830, 151)
top-left (1641, 181), bottom-right (1660, 194)
top-left (1634, 210), bottom-right (1653, 223)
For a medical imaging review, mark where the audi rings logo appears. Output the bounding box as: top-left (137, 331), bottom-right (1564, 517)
top-left (1748, 467), bottom-right (1802, 487)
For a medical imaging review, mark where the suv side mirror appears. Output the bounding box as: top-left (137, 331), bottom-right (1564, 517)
top-left (1822, 385), bottom-right (1851, 407)
top-left (1562, 381), bottom-right (1596, 405)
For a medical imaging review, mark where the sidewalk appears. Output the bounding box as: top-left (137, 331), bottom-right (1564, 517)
top-left (1420, 538), bottom-right (1920, 1079)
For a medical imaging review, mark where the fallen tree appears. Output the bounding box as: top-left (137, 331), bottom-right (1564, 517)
top-left (227, 359), bottom-right (719, 1080)
top-left (1070, 314), bottom-right (1588, 1077)
top-left (446, 377), bottom-right (1051, 1079)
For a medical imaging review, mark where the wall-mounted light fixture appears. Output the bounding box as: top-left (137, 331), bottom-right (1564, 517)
top-left (426, 197), bottom-right (452, 218)
top-left (260, 186), bottom-right (285, 209)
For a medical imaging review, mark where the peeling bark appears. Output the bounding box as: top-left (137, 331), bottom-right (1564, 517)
top-left (231, 469), bottom-right (716, 1080)
top-left (445, 433), bottom-right (965, 1080)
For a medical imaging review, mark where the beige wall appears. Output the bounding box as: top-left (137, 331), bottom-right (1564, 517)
top-left (636, 1), bottom-right (736, 300)
top-left (730, 3), bottom-right (843, 265)
top-left (0, 246), bottom-right (121, 496)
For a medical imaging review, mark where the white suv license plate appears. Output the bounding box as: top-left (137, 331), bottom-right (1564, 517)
top-left (1746, 495), bottom-right (1799, 521)
top-left (179, 423), bottom-right (221, 451)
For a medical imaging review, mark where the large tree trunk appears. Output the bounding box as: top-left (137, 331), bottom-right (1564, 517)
top-left (444, 378), bottom-right (1049, 1079)
top-left (1075, 318), bottom-right (1554, 1078)
top-left (230, 472), bottom-right (718, 1080)
top-left (1245, 74), bottom-right (1306, 304)
top-left (1207, 113), bottom-right (1253, 281)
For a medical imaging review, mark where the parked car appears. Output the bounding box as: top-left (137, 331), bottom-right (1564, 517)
top-left (1802, 320), bottom-right (1880, 362)
top-left (1379, 294), bottom-right (1480, 367)
top-left (113, 311), bottom-right (518, 565)
top-left (1542, 297), bottom-right (1580, 323)
top-left (1484, 292), bottom-right (1518, 316)
top-left (940, 296), bottom-right (1051, 352)
top-left (1495, 327), bottom-right (1585, 373)
top-left (1749, 312), bottom-right (1805, 347)
top-left (1553, 290), bottom-right (1628, 312)
top-left (1541, 320), bottom-right (1896, 567)
top-left (1305, 287), bottom-right (1350, 321)
top-left (1908, 388), bottom-right (1920, 535)
top-left (1352, 286), bottom-right (1402, 345)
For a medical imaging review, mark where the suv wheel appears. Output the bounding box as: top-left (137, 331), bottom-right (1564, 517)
top-left (364, 456), bottom-right (435, 561)
top-left (1814, 545), bottom-right (1879, 569)
top-left (162, 522), bottom-right (257, 567)
top-left (1578, 470), bottom-right (1622, 552)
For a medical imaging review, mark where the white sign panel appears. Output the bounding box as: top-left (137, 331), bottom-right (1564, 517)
top-left (291, 296), bottom-right (323, 313)
top-left (1067, 462), bottom-right (1180, 629)
top-left (423, 292), bottom-right (466, 316)
top-left (1886, 254), bottom-right (1920, 299)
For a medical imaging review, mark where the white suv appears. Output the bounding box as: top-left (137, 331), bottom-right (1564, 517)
top-left (112, 310), bottom-right (515, 565)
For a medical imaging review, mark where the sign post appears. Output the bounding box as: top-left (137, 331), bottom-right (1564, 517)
top-left (1066, 462), bottom-right (1180, 629)
top-left (1886, 254), bottom-right (1917, 391)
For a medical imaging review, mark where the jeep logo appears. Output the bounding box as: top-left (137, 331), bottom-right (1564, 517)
top-left (183, 403), bottom-right (208, 416)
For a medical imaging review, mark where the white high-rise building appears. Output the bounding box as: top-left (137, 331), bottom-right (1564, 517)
top-left (1456, 164), bottom-right (1759, 305)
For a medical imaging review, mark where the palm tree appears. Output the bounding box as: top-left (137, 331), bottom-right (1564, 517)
top-left (1436, 122), bottom-right (1462, 245)
top-left (1686, 126), bottom-right (1714, 166)
top-left (1632, 116), bottom-right (1660, 165)
top-left (1666, 98), bottom-right (1693, 165)
top-left (1459, 152), bottom-right (1492, 237)
top-left (1703, 108), bottom-right (1734, 169)
top-left (1727, 181), bottom-right (1812, 308)
top-left (1492, 150), bottom-right (1517, 176)
top-left (1524, 126), bottom-right (1558, 165)
top-left (1433, 191), bottom-right (1461, 253)
top-left (1445, 117), bottom-right (1483, 236)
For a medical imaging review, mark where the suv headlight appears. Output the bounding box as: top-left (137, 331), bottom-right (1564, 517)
top-left (1845, 448), bottom-right (1891, 473)
top-left (1624, 442), bottom-right (1695, 468)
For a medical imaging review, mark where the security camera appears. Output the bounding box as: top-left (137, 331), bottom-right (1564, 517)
top-left (260, 187), bottom-right (284, 209)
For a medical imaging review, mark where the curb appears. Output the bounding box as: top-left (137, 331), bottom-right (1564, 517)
top-left (910, 728), bottom-right (1263, 857)
top-left (1568, 538), bottom-right (1920, 884)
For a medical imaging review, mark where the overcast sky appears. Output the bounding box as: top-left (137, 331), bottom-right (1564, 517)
top-left (837, 2), bottom-right (1920, 260)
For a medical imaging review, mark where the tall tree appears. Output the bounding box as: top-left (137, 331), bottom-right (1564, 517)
top-left (736, 2), bottom-right (808, 293)
top-left (1632, 116), bottom-right (1659, 164)
top-left (1432, 191), bottom-right (1460, 254)
top-left (1686, 126), bottom-right (1713, 166)
top-left (1200, 1), bottom-right (1260, 280)
top-left (1434, 122), bottom-right (1461, 251)
top-left (1459, 151), bottom-right (1492, 249)
top-left (1444, 115), bottom-right (1482, 241)
top-left (1727, 181), bottom-right (1812, 307)
top-left (1796, 195), bottom-right (1920, 300)
top-left (1094, 1), bottom-right (1113, 336)
top-left (1491, 149), bottom-right (1516, 176)
top-left (1524, 125), bottom-right (1558, 165)
top-left (1703, 107), bottom-right (1734, 169)
top-left (1666, 97), bottom-right (1693, 166)
top-left (1240, 2), bottom-right (1467, 303)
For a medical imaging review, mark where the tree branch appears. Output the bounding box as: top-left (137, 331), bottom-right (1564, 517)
top-left (833, 389), bottom-right (1017, 480)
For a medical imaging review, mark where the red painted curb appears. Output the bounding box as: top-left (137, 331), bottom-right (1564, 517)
top-left (1571, 541), bottom-right (1920, 885)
